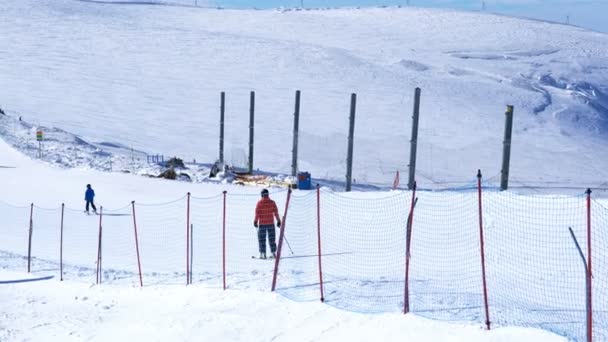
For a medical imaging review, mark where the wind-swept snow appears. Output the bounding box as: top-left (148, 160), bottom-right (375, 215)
top-left (1, 0), bottom-right (607, 190)
top-left (0, 135), bottom-right (572, 342)
top-left (1, 1), bottom-right (607, 341)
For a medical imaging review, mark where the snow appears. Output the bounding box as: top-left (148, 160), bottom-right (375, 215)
top-left (0, 272), bottom-right (565, 342)
top-left (1, 0), bottom-right (608, 341)
top-left (1, 0), bottom-right (607, 191)
top-left (0, 135), bottom-right (576, 341)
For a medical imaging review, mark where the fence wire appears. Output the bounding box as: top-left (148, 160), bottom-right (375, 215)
top-left (1, 190), bottom-right (606, 341)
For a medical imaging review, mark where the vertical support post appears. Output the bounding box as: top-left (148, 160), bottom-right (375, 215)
top-left (568, 226), bottom-right (591, 342)
top-left (27, 203), bottom-right (33, 273)
top-left (408, 87), bottom-right (421, 190)
top-left (190, 223), bottom-right (193, 279)
top-left (272, 188), bottom-right (293, 291)
top-left (345, 93), bottom-right (357, 192)
top-left (222, 191), bottom-right (227, 290)
top-left (404, 182), bottom-right (417, 314)
top-left (291, 90), bottom-right (301, 177)
top-left (500, 105), bottom-right (514, 190)
top-left (477, 170), bottom-right (491, 330)
top-left (96, 206), bottom-right (103, 285)
top-left (219, 92), bottom-right (225, 164)
top-left (316, 184), bottom-right (325, 302)
top-left (60, 203), bottom-right (64, 281)
top-left (586, 188), bottom-right (593, 342)
top-left (186, 192), bottom-right (191, 285)
top-left (131, 201), bottom-right (143, 287)
top-left (248, 91), bottom-right (255, 174)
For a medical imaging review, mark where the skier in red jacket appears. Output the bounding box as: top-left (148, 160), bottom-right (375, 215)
top-left (253, 189), bottom-right (281, 259)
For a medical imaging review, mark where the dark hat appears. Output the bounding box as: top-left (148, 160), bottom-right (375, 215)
top-left (86, 184), bottom-right (91, 188)
top-left (261, 188), bottom-right (269, 197)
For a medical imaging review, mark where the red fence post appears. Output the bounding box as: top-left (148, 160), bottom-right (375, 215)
top-left (60, 203), bottom-right (64, 281)
top-left (186, 192), bottom-right (191, 285)
top-left (404, 182), bottom-right (417, 314)
top-left (586, 188), bottom-right (593, 342)
top-left (27, 203), bottom-right (33, 273)
top-left (477, 170), bottom-right (491, 330)
top-left (222, 191), bottom-right (227, 290)
top-left (96, 206), bottom-right (103, 285)
top-left (272, 188), bottom-right (292, 292)
top-left (316, 184), bottom-right (325, 302)
top-left (132, 201), bottom-right (144, 287)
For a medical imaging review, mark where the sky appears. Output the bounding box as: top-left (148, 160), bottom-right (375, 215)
top-left (204, 0), bottom-right (608, 33)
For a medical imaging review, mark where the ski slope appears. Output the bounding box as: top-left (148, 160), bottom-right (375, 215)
top-left (0, 0), bottom-right (607, 190)
top-left (0, 130), bottom-right (574, 342)
top-left (2, 1), bottom-right (608, 341)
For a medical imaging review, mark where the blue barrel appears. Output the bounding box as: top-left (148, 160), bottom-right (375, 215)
top-left (297, 172), bottom-right (311, 190)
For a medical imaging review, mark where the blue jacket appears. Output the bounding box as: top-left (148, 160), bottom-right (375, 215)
top-left (85, 188), bottom-right (95, 201)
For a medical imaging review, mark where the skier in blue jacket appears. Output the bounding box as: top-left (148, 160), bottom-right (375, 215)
top-left (85, 184), bottom-right (97, 214)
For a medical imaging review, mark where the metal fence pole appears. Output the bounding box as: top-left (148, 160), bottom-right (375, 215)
top-left (408, 88), bottom-right (421, 190)
top-left (186, 192), bottom-right (191, 285)
top-left (60, 203), bottom-right (64, 281)
top-left (316, 184), bottom-right (325, 302)
top-left (568, 226), bottom-right (591, 342)
top-left (500, 105), bottom-right (514, 190)
top-left (403, 183), bottom-right (417, 314)
top-left (291, 90), bottom-right (301, 177)
top-left (477, 170), bottom-right (491, 330)
top-left (586, 188), bottom-right (593, 342)
top-left (27, 203), bottom-right (33, 273)
top-left (248, 91), bottom-right (255, 174)
top-left (96, 207), bottom-right (103, 285)
top-left (131, 201), bottom-right (143, 287)
top-left (220, 91), bottom-right (225, 164)
top-left (222, 191), bottom-right (227, 290)
top-left (345, 93), bottom-right (356, 192)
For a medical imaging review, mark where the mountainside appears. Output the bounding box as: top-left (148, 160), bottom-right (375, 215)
top-left (1, 0), bottom-right (607, 190)
top-left (3, 3), bottom-right (608, 340)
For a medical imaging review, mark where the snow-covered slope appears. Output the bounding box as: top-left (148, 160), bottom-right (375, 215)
top-left (1, 118), bottom-right (579, 342)
top-left (2, 2), bottom-right (608, 342)
top-left (0, 272), bottom-right (566, 342)
top-left (0, 128), bottom-right (572, 342)
top-left (1, 0), bottom-right (607, 191)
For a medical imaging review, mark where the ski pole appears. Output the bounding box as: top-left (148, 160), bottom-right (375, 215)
top-left (283, 234), bottom-right (294, 255)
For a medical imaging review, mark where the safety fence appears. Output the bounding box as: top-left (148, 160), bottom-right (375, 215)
top-left (1, 178), bottom-right (607, 342)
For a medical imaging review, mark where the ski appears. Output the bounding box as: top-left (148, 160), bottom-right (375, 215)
top-left (251, 255), bottom-right (276, 260)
